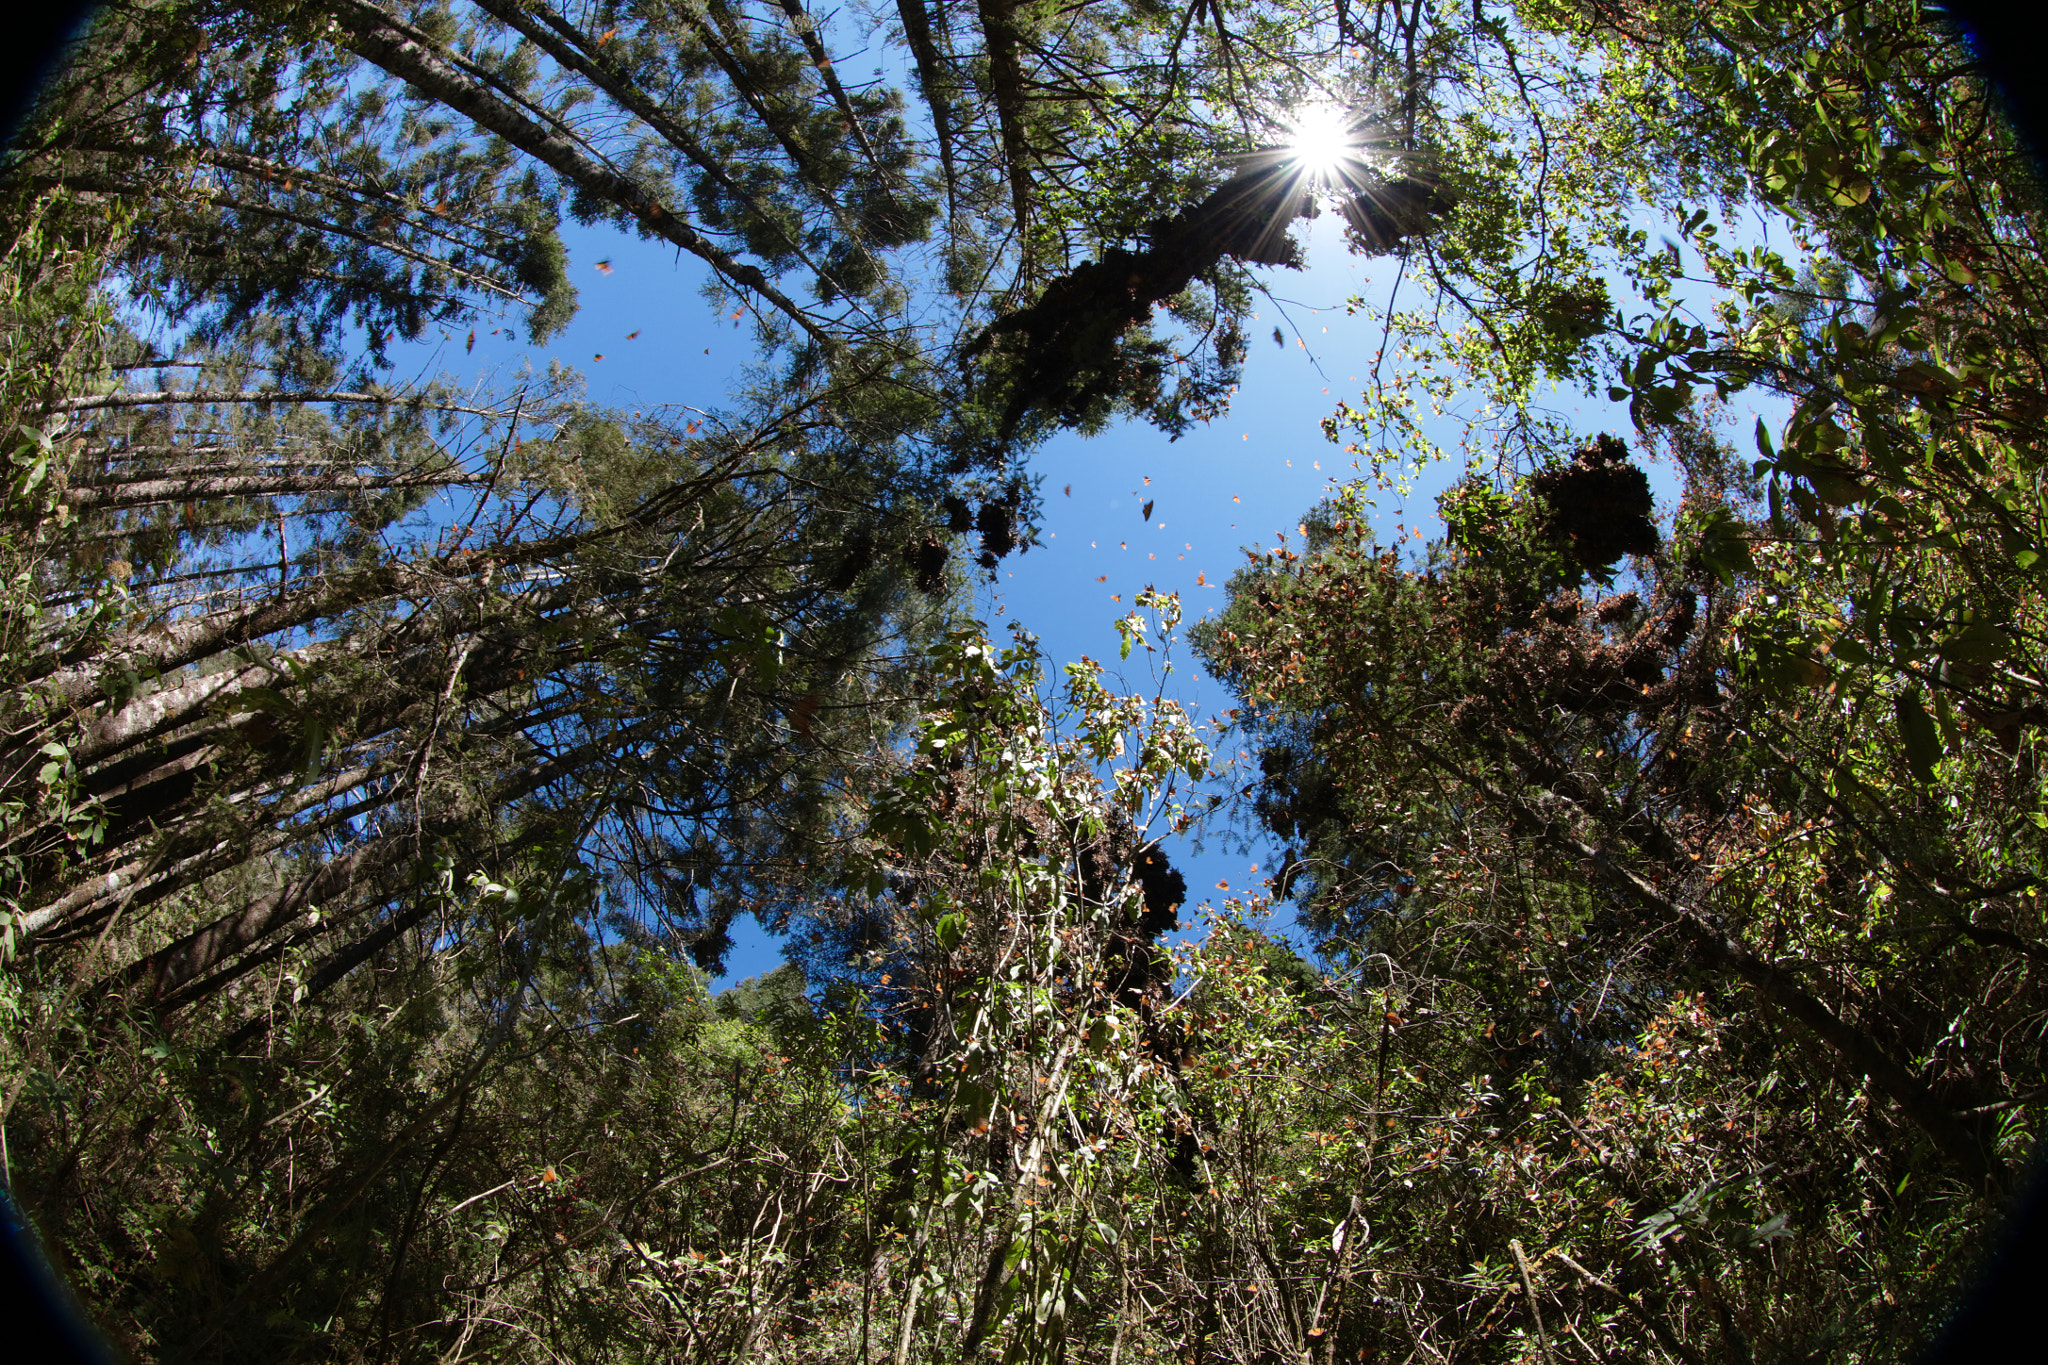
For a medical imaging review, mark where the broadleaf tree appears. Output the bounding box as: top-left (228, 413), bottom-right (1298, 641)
top-left (3, 0), bottom-right (2047, 1360)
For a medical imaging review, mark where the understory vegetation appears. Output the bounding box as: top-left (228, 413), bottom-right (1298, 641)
top-left (3, 0), bottom-right (2044, 1360)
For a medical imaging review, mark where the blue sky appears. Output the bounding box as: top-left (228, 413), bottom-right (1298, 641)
top-left (401, 199), bottom-right (1769, 987)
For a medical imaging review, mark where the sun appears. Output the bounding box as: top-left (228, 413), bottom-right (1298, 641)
top-left (1285, 102), bottom-right (1358, 180)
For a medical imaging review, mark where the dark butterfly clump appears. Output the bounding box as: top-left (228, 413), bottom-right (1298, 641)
top-left (1531, 433), bottom-right (1660, 574)
top-left (907, 480), bottom-right (1029, 588)
top-left (688, 915), bottom-right (735, 972)
top-left (827, 530), bottom-right (873, 591)
top-left (902, 533), bottom-right (949, 593)
top-left (968, 151), bottom-right (1454, 440)
top-left (976, 500), bottom-right (1015, 559)
top-left (972, 477), bottom-right (1027, 572)
top-left (1448, 585), bottom-right (1704, 736)
top-left (1133, 841), bottom-right (1187, 936)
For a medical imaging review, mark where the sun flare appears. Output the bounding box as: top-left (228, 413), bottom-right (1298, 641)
top-left (1285, 102), bottom-right (1357, 179)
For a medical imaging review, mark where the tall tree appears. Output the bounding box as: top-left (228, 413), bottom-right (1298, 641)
top-left (15, 0), bottom-right (2048, 1360)
top-left (1180, 1), bottom-right (2048, 1358)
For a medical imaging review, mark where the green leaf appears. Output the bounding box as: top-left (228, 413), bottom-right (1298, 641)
top-left (1749, 636), bottom-right (1830, 691)
top-left (1826, 176), bottom-right (1873, 206)
top-left (1940, 619), bottom-right (2008, 662)
top-left (1896, 690), bottom-right (1942, 786)
top-left (1746, 1212), bottom-right (1793, 1246)
top-left (235, 686), bottom-right (296, 714)
top-left (1693, 508), bottom-right (1756, 582)
top-left (1827, 634), bottom-right (1875, 668)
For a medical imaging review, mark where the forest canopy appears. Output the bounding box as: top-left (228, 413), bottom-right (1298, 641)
top-left (2, 1), bottom-right (2045, 1361)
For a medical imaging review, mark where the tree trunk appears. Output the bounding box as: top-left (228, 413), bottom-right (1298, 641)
top-left (124, 714), bottom-right (661, 1009)
top-left (61, 467), bottom-right (475, 511)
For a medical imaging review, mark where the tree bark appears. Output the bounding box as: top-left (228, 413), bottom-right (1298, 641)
top-left (61, 468), bottom-right (475, 511)
top-left (975, 0), bottom-right (1036, 242)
